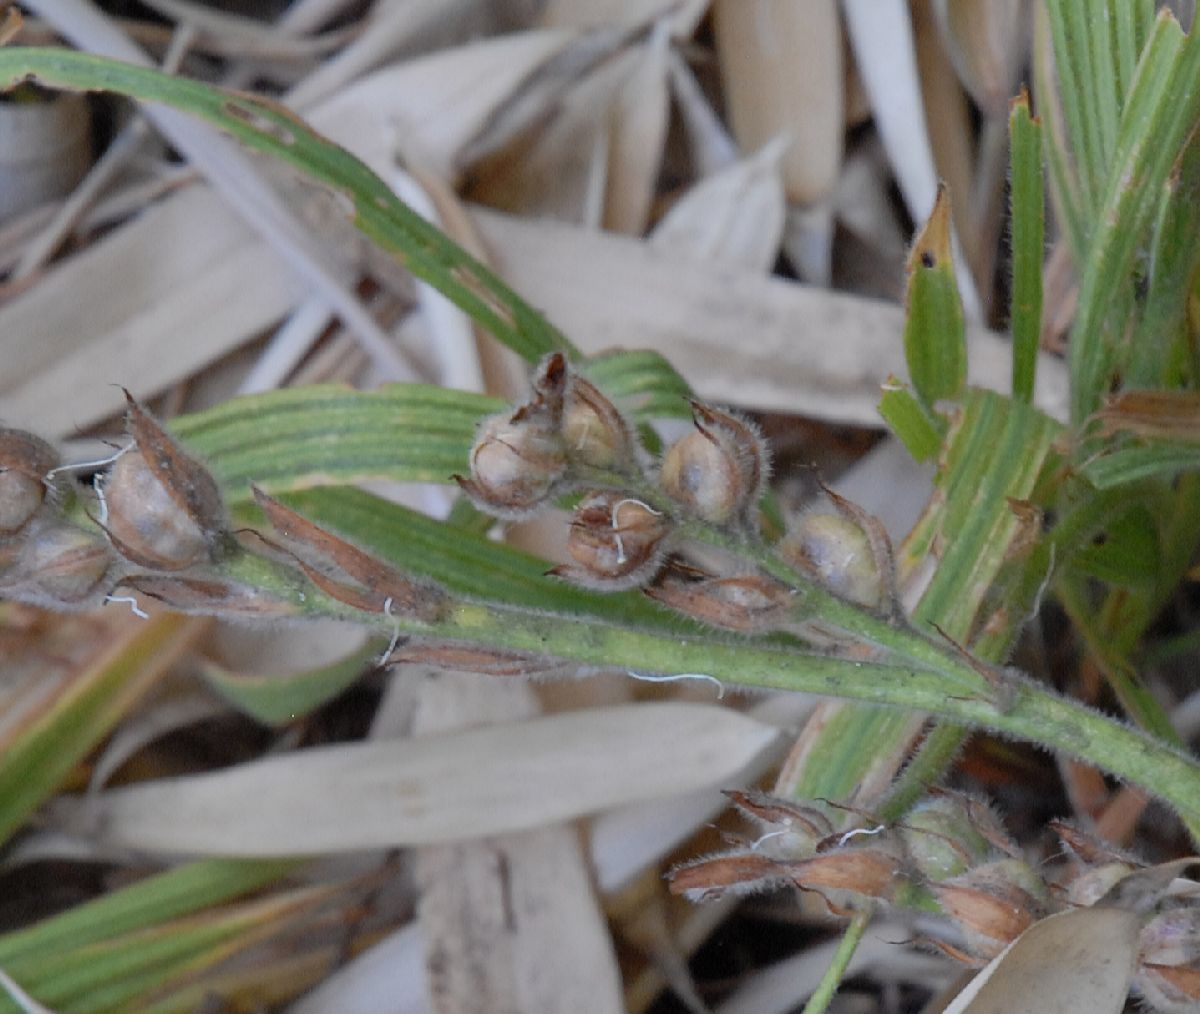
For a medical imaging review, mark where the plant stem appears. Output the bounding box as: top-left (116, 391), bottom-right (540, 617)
top-left (803, 911), bottom-right (871, 1014)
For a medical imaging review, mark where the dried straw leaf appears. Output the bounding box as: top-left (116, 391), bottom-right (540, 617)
top-left (471, 208), bottom-right (1071, 425)
top-left (309, 28), bottom-right (580, 182)
top-left (941, 907), bottom-right (1139, 1013)
top-left (933, 0), bottom-right (1028, 118)
top-left (603, 25), bottom-right (670, 234)
top-left (413, 674), bottom-right (623, 1014)
top-left (650, 137), bottom-right (787, 272)
top-left (537, 0), bottom-right (708, 34)
top-left (712, 0), bottom-right (843, 204)
top-left (49, 702), bottom-right (780, 855)
top-left (0, 187), bottom-right (293, 436)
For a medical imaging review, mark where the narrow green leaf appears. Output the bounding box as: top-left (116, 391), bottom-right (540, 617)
top-left (171, 384), bottom-right (501, 503)
top-left (1044, 0), bottom-right (1103, 210)
top-left (1009, 92), bottom-right (1045, 404)
top-left (200, 641), bottom-right (381, 726)
top-left (0, 859), bottom-right (296, 964)
top-left (1125, 130), bottom-right (1200, 388)
top-left (1080, 442), bottom-right (1200, 488)
top-left (903, 187), bottom-right (966, 408)
top-left (1070, 13), bottom-right (1200, 421)
top-left (0, 49), bottom-right (573, 363)
top-left (877, 380), bottom-right (944, 461)
top-left (275, 486), bottom-right (688, 631)
top-left (580, 349), bottom-right (693, 421)
top-left (0, 614), bottom-right (197, 848)
top-left (1070, 504), bottom-right (1161, 586)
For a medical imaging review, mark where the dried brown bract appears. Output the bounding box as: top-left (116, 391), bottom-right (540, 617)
top-left (645, 572), bottom-right (794, 632)
top-left (254, 487), bottom-right (449, 623)
top-left (103, 393), bottom-right (229, 571)
top-left (660, 402), bottom-right (768, 526)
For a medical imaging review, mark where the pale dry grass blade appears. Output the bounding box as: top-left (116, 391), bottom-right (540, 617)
top-left (0, 187), bottom-right (295, 436)
top-left (538, 0), bottom-right (708, 34)
top-left (288, 924), bottom-right (429, 1014)
top-left (712, 0), bottom-right (843, 206)
top-left (940, 907), bottom-right (1139, 1014)
top-left (650, 136), bottom-right (787, 272)
top-left (603, 22), bottom-right (671, 234)
top-left (308, 29), bottom-right (579, 181)
top-left (667, 48), bottom-right (740, 176)
top-left (49, 702), bottom-right (780, 854)
top-left (411, 673), bottom-right (623, 1014)
top-left (471, 208), bottom-right (1070, 424)
top-left (841, 0), bottom-right (982, 319)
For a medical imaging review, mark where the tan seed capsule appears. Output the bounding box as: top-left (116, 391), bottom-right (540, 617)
top-left (554, 492), bottom-right (668, 589)
top-left (561, 374), bottom-right (635, 471)
top-left (0, 428), bottom-right (59, 538)
top-left (646, 573), bottom-right (794, 632)
top-left (780, 512), bottom-right (883, 608)
top-left (6, 521), bottom-right (114, 604)
top-left (660, 403), bottom-right (768, 525)
top-left (103, 393), bottom-right (228, 571)
top-left (456, 355), bottom-right (570, 519)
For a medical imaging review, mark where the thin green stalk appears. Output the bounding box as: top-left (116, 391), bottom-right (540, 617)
top-left (802, 911), bottom-right (871, 1014)
top-left (1010, 95), bottom-right (1045, 403)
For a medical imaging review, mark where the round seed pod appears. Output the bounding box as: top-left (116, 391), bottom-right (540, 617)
top-left (457, 410), bottom-right (568, 519)
top-left (660, 403), bottom-right (768, 525)
top-left (900, 796), bottom-right (993, 883)
top-left (0, 428), bottom-right (59, 538)
top-left (102, 394), bottom-right (228, 571)
top-left (561, 374), bottom-right (636, 471)
top-left (556, 492), bottom-right (669, 589)
top-left (105, 451), bottom-right (210, 570)
top-left (10, 520), bottom-right (114, 604)
top-left (779, 511), bottom-right (883, 609)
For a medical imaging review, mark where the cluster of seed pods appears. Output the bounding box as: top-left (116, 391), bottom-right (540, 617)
top-left (457, 352), bottom-right (895, 632)
top-left (667, 790), bottom-right (1200, 1006)
top-left (0, 393), bottom-right (230, 612)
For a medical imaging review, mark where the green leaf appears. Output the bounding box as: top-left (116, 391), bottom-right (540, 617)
top-left (171, 384), bottom-right (502, 503)
top-left (903, 186), bottom-right (966, 408)
top-left (1071, 504), bottom-right (1161, 586)
top-left (0, 860), bottom-right (296, 966)
top-left (1069, 12), bottom-right (1200, 421)
top-left (878, 378), bottom-right (944, 462)
top-left (1079, 442), bottom-right (1200, 489)
top-left (1009, 91), bottom-right (1045, 404)
top-left (200, 641), bottom-right (381, 726)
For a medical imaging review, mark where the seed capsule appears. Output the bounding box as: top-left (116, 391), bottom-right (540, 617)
top-left (0, 428), bottom-right (59, 538)
top-left (561, 373), bottom-right (635, 471)
top-left (778, 486), bottom-right (896, 611)
top-left (900, 795), bottom-right (993, 882)
top-left (103, 393), bottom-right (228, 571)
top-left (0, 519), bottom-right (115, 606)
top-left (660, 403), bottom-right (768, 525)
top-left (456, 354), bottom-right (569, 519)
top-left (553, 492), bottom-right (669, 589)
top-left (934, 858), bottom-right (1048, 958)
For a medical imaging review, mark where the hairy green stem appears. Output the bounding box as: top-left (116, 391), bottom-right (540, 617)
top-left (803, 911), bottom-right (871, 1014)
